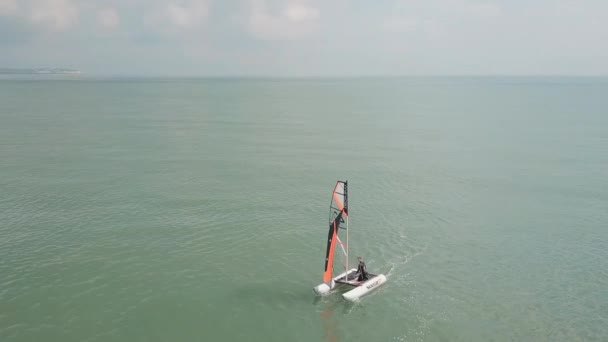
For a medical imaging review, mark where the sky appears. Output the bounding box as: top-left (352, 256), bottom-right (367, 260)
top-left (0, 0), bottom-right (607, 76)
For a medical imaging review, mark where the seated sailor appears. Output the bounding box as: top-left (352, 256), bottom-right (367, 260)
top-left (356, 256), bottom-right (369, 281)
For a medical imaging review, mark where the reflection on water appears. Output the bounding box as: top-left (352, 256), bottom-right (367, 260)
top-left (320, 303), bottom-right (339, 342)
top-left (314, 290), bottom-right (361, 342)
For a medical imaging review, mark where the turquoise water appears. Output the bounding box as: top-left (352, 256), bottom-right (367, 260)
top-left (1, 77), bottom-right (607, 341)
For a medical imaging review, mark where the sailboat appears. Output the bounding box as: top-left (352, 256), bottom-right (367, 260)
top-left (313, 180), bottom-right (387, 301)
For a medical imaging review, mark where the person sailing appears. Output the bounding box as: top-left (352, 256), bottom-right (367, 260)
top-left (356, 256), bottom-right (369, 281)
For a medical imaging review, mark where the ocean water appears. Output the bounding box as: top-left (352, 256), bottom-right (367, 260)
top-left (0, 77), bottom-right (607, 341)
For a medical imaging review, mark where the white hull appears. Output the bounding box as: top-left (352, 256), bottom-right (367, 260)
top-left (313, 269), bottom-right (387, 301)
top-left (342, 274), bottom-right (387, 301)
top-left (313, 268), bottom-right (357, 295)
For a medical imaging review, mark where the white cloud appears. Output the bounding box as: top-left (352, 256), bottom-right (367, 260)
top-left (382, 17), bottom-right (418, 33)
top-left (142, 1), bottom-right (208, 33)
top-left (97, 8), bottom-right (120, 30)
top-left (248, 0), bottom-right (320, 40)
top-left (0, 0), bottom-right (17, 15)
top-left (284, 3), bottom-right (319, 22)
top-left (466, 2), bottom-right (501, 17)
top-left (29, 0), bottom-right (78, 31)
top-left (166, 1), bottom-right (208, 29)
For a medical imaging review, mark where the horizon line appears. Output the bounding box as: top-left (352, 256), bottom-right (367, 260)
top-left (3, 73), bottom-right (608, 79)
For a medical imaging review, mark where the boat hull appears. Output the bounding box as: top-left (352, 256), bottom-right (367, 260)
top-left (314, 269), bottom-right (387, 300)
top-left (313, 268), bottom-right (357, 295)
top-left (342, 274), bottom-right (387, 301)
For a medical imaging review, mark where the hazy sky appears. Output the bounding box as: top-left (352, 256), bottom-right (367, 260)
top-left (0, 0), bottom-right (607, 76)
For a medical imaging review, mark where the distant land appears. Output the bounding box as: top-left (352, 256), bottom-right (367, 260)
top-left (0, 68), bottom-right (81, 75)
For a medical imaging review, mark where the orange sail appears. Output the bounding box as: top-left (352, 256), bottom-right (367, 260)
top-left (323, 222), bottom-right (338, 282)
top-left (322, 181), bottom-right (348, 283)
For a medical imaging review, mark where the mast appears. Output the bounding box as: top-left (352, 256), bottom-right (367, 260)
top-left (346, 210), bottom-right (349, 280)
top-left (345, 181), bottom-right (349, 280)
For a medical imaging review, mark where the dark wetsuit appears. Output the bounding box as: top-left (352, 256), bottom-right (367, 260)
top-left (356, 261), bottom-right (368, 281)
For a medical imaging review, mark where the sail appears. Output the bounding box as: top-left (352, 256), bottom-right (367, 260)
top-left (323, 180), bottom-right (348, 283)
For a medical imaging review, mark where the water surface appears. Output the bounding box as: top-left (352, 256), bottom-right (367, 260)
top-left (1, 77), bottom-right (607, 341)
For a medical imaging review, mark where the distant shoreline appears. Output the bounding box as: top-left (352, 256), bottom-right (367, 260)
top-left (0, 68), bottom-right (81, 75)
top-left (1, 74), bottom-right (607, 83)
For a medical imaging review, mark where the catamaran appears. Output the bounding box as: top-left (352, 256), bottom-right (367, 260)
top-left (313, 180), bottom-right (387, 301)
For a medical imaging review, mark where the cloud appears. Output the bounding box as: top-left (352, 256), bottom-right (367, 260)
top-left (284, 3), bottom-right (319, 22)
top-left (466, 2), bottom-right (501, 17)
top-left (381, 17), bottom-right (418, 33)
top-left (248, 0), bottom-right (320, 40)
top-left (29, 0), bottom-right (78, 31)
top-left (97, 8), bottom-right (120, 30)
top-left (166, 1), bottom-right (208, 29)
top-left (142, 1), bottom-right (208, 35)
top-left (0, 0), bottom-right (17, 15)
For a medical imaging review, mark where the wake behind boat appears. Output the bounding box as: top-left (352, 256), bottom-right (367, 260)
top-left (313, 180), bottom-right (386, 301)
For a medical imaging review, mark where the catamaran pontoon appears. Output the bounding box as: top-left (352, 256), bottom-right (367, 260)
top-left (312, 180), bottom-right (386, 301)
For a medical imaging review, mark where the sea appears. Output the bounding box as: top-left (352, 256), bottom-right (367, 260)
top-left (1, 76), bottom-right (607, 341)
